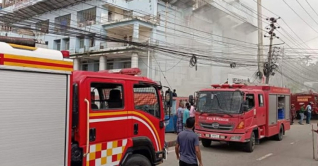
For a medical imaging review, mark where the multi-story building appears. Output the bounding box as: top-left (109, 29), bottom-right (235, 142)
top-left (0, 0), bottom-right (258, 96)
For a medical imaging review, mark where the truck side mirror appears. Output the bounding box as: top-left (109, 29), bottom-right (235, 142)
top-left (164, 89), bottom-right (173, 121)
top-left (189, 95), bottom-right (194, 104)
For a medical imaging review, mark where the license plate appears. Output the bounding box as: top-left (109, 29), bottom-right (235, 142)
top-left (210, 134), bottom-right (220, 139)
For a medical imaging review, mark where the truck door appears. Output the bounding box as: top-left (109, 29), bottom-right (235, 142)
top-left (130, 82), bottom-right (164, 152)
top-left (256, 93), bottom-right (266, 126)
top-left (85, 78), bottom-right (128, 151)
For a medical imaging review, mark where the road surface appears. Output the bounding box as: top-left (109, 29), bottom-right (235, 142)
top-left (162, 122), bottom-right (318, 166)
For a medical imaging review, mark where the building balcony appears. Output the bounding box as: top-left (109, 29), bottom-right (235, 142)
top-left (161, 0), bottom-right (196, 8)
top-left (71, 37), bottom-right (153, 57)
top-left (101, 4), bottom-right (159, 29)
top-left (0, 0), bottom-right (80, 23)
top-left (193, 0), bottom-right (257, 34)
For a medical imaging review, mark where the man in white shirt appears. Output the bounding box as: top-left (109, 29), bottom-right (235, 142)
top-left (306, 102), bottom-right (313, 124)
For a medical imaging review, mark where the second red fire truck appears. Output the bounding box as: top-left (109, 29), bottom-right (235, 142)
top-left (193, 84), bottom-right (291, 152)
top-left (291, 90), bottom-right (318, 118)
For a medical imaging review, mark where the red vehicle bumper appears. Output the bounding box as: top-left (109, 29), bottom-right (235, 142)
top-left (195, 130), bottom-right (249, 142)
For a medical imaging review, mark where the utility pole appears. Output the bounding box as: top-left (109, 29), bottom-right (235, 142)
top-left (257, 0), bottom-right (263, 80)
top-left (147, 40), bottom-right (150, 78)
top-left (264, 17), bottom-right (280, 84)
top-left (281, 47), bottom-right (284, 87)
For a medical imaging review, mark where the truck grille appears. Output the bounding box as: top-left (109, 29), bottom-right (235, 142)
top-left (200, 123), bottom-right (233, 131)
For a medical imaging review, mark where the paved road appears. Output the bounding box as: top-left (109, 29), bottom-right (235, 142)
top-left (162, 122), bottom-right (318, 166)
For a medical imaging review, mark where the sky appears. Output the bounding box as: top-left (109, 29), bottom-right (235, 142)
top-left (241, 0), bottom-right (318, 50)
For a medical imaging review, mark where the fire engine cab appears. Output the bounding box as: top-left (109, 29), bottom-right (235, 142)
top-left (193, 84), bottom-right (291, 152)
top-left (0, 40), bottom-right (170, 166)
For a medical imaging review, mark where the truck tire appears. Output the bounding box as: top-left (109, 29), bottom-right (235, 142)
top-left (124, 154), bottom-right (151, 166)
top-left (244, 132), bottom-right (255, 153)
top-left (275, 125), bottom-right (284, 141)
top-left (201, 139), bottom-right (212, 147)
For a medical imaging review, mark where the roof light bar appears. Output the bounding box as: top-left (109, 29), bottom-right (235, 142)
top-left (99, 68), bottom-right (141, 76)
top-left (232, 84), bottom-right (244, 89)
top-left (211, 84), bottom-right (221, 88)
top-left (61, 50), bottom-right (70, 58)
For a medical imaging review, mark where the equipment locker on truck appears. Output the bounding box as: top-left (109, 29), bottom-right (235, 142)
top-left (193, 84), bottom-right (291, 152)
top-left (0, 39), bottom-right (171, 166)
top-left (0, 41), bottom-right (73, 166)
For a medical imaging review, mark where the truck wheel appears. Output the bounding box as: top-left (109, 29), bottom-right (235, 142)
top-left (275, 125), bottom-right (284, 141)
top-left (124, 154), bottom-right (151, 166)
top-left (244, 132), bottom-right (255, 153)
top-left (201, 139), bottom-right (212, 147)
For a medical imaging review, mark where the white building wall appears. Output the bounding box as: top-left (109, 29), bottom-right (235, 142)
top-left (1, 0), bottom-right (260, 96)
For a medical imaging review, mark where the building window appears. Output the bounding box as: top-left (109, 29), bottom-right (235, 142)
top-left (36, 20), bottom-right (49, 33)
top-left (82, 63), bottom-right (88, 71)
top-left (107, 62), bottom-right (114, 70)
top-left (77, 7), bottom-right (96, 27)
top-left (55, 14), bottom-right (71, 32)
top-left (123, 62), bottom-right (131, 68)
top-left (91, 83), bottom-right (124, 110)
top-left (89, 38), bottom-right (95, 47)
top-left (79, 38), bottom-right (85, 49)
top-left (63, 38), bottom-right (70, 50)
top-left (108, 11), bottom-right (113, 21)
top-left (133, 84), bottom-right (160, 118)
top-left (94, 62), bottom-right (99, 71)
top-left (54, 39), bottom-right (61, 50)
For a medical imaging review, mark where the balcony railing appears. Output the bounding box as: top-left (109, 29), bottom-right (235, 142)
top-left (101, 13), bottom-right (159, 25)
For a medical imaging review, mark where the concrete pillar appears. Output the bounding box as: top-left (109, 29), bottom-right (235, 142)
top-left (73, 58), bottom-right (80, 70)
top-left (99, 55), bottom-right (107, 71)
top-left (131, 52), bottom-right (138, 68)
top-left (133, 23), bottom-right (139, 42)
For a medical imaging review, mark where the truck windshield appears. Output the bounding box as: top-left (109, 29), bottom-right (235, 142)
top-left (197, 91), bottom-right (243, 114)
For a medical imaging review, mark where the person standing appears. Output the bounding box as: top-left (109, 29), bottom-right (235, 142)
top-left (176, 101), bottom-right (184, 134)
top-left (306, 102), bottom-right (313, 124)
top-left (183, 103), bottom-right (190, 127)
top-left (173, 89), bottom-right (178, 97)
top-left (189, 102), bottom-right (196, 117)
top-left (290, 104), bottom-right (296, 125)
top-left (175, 117), bottom-right (203, 166)
top-left (189, 102), bottom-right (196, 132)
top-left (299, 104), bottom-right (305, 125)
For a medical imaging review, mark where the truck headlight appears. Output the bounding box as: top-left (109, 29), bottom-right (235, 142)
top-left (230, 136), bottom-right (241, 141)
top-left (196, 133), bottom-right (201, 137)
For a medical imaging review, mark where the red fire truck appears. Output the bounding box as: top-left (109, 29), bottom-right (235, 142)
top-left (291, 90), bottom-right (318, 118)
top-left (0, 40), bottom-right (170, 166)
top-left (193, 84), bottom-right (291, 152)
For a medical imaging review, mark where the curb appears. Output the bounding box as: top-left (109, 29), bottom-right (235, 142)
top-left (166, 140), bottom-right (177, 147)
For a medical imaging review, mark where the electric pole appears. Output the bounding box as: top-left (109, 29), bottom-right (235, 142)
top-left (257, 0), bottom-right (264, 81)
top-left (281, 46), bottom-right (284, 87)
top-left (264, 17), bottom-right (280, 84)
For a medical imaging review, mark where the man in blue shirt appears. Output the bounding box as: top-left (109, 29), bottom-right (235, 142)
top-left (175, 117), bottom-right (203, 166)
